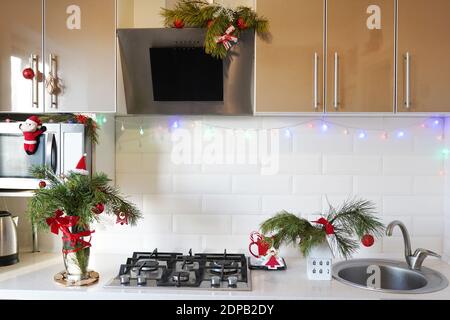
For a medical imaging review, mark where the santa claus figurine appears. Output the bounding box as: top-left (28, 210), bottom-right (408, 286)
top-left (19, 116), bottom-right (47, 155)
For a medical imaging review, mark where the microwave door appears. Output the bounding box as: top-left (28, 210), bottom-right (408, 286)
top-left (0, 123), bottom-right (60, 190)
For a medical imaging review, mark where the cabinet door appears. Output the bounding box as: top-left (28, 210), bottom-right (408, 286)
top-left (398, 0), bottom-right (450, 113)
top-left (326, 0), bottom-right (394, 113)
top-left (44, 0), bottom-right (116, 113)
top-left (256, 0), bottom-right (324, 113)
top-left (0, 0), bottom-right (44, 113)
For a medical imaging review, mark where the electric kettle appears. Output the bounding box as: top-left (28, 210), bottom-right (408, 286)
top-left (0, 211), bottom-right (19, 266)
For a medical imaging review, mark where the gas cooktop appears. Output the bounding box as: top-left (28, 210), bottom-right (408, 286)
top-left (104, 249), bottom-right (251, 291)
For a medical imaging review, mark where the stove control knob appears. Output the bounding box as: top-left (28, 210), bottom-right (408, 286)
top-left (137, 275), bottom-right (147, 286)
top-left (211, 276), bottom-right (221, 288)
top-left (120, 274), bottom-right (130, 285)
top-left (228, 276), bottom-right (238, 288)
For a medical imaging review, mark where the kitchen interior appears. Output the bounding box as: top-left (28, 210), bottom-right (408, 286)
top-left (1, 0), bottom-right (450, 300)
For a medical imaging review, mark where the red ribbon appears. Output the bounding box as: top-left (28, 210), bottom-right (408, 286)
top-left (216, 25), bottom-right (238, 50)
top-left (46, 210), bottom-right (94, 253)
top-left (314, 217), bottom-right (335, 235)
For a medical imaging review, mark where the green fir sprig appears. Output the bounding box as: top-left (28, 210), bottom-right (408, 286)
top-left (260, 198), bottom-right (385, 259)
top-left (27, 166), bottom-right (142, 230)
top-left (161, 0), bottom-right (270, 59)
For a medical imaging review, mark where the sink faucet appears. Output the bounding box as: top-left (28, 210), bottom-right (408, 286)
top-left (386, 220), bottom-right (441, 270)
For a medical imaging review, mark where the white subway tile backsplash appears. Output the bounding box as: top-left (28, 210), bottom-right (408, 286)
top-left (293, 133), bottom-right (353, 154)
top-left (232, 175), bottom-right (292, 194)
top-left (174, 174), bottom-right (231, 194)
top-left (383, 196), bottom-right (444, 216)
top-left (262, 195), bottom-right (322, 216)
top-left (383, 156), bottom-right (442, 175)
top-left (293, 175), bottom-right (353, 195)
top-left (231, 215), bottom-right (271, 235)
top-left (202, 235), bottom-right (248, 253)
top-left (34, 115), bottom-right (446, 256)
top-left (413, 176), bottom-right (445, 195)
top-left (141, 154), bottom-right (202, 173)
top-left (202, 195), bottom-right (261, 215)
top-left (354, 176), bottom-right (413, 195)
top-left (412, 217), bottom-right (444, 236)
top-left (116, 174), bottom-right (172, 194)
top-left (278, 155), bottom-right (322, 174)
top-left (173, 215), bottom-right (231, 234)
top-left (143, 195), bottom-right (202, 214)
top-left (324, 155), bottom-right (382, 175)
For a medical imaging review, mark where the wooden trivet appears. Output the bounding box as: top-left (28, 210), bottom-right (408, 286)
top-left (54, 270), bottom-right (100, 287)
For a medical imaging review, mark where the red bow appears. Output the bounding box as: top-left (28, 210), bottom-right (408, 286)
top-left (216, 25), bottom-right (238, 50)
top-left (314, 217), bottom-right (335, 235)
top-left (46, 210), bottom-right (94, 253)
top-left (61, 228), bottom-right (94, 253)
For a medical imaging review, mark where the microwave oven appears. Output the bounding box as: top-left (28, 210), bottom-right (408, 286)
top-left (0, 122), bottom-right (92, 190)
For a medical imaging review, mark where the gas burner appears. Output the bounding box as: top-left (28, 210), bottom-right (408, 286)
top-left (172, 271), bottom-right (190, 282)
top-left (134, 259), bottom-right (159, 272)
top-left (210, 260), bottom-right (239, 275)
top-left (106, 248), bottom-right (251, 291)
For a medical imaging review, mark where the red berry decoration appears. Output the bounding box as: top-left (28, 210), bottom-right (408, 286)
top-left (39, 180), bottom-right (46, 189)
top-left (93, 203), bottom-right (105, 214)
top-left (22, 68), bottom-right (35, 80)
top-left (173, 19), bottom-right (185, 29)
top-left (207, 19), bottom-right (214, 28)
top-left (361, 234), bottom-right (375, 247)
top-left (237, 17), bottom-right (247, 30)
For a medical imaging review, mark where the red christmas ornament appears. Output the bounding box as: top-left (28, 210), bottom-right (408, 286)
top-left (39, 180), bottom-right (46, 188)
top-left (93, 203), bottom-right (104, 214)
top-left (173, 19), bottom-right (185, 29)
top-left (361, 234), bottom-right (375, 247)
top-left (76, 115), bottom-right (88, 124)
top-left (207, 19), bottom-right (214, 28)
top-left (237, 17), bottom-right (247, 30)
top-left (22, 68), bottom-right (35, 80)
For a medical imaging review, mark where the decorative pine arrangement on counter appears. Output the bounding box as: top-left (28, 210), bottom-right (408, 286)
top-left (27, 160), bottom-right (142, 285)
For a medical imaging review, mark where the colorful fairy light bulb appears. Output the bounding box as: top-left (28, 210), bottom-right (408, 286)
top-left (397, 131), bottom-right (405, 138)
top-left (121, 122), bottom-right (125, 132)
top-left (381, 132), bottom-right (388, 140)
top-left (172, 121), bottom-right (179, 129)
top-left (284, 129), bottom-right (292, 138)
top-left (343, 129), bottom-right (349, 135)
top-left (139, 126), bottom-right (144, 136)
top-left (321, 123), bottom-right (329, 132)
top-left (358, 132), bottom-right (367, 139)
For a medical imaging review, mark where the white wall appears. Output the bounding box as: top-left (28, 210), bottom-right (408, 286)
top-left (79, 116), bottom-right (447, 258)
top-left (444, 118), bottom-right (450, 263)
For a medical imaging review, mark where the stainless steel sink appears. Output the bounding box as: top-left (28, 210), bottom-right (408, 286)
top-left (332, 259), bottom-right (448, 294)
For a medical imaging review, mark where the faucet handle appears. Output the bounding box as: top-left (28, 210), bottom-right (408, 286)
top-left (409, 248), bottom-right (441, 270)
top-left (414, 248), bottom-right (441, 259)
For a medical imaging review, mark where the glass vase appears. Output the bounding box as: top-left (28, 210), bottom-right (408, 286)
top-left (62, 225), bottom-right (91, 282)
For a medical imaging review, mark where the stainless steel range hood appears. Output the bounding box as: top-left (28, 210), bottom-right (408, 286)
top-left (117, 28), bottom-right (255, 115)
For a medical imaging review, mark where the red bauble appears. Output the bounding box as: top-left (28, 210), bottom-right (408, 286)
top-left (39, 180), bottom-right (46, 188)
top-left (22, 68), bottom-right (35, 80)
top-left (361, 234), bottom-right (375, 247)
top-left (207, 19), bottom-right (214, 28)
top-left (173, 19), bottom-right (185, 29)
top-left (93, 203), bottom-right (105, 214)
top-left (237, 17), bottom-right (247, 30)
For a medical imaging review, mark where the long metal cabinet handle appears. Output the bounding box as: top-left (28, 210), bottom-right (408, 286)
top-left (49, 54), bottom-right (58, 108)
top-left (333, 52), bottom-right (339, 109)
top-left (313, 53), bottom-right (319, 109)
top-left (31, 54), bottom-right (39, 108)
top-left (405, 52), bottom-right (411, 109)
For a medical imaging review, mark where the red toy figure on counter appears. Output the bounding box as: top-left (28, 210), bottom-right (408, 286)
top-left (263, 248), bottom-right (282, 270)
top-left (19, 116), bottom-right (46, 155)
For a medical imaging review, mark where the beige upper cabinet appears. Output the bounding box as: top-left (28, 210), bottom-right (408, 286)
top-left (397, 0), bottom-right (450, 113)
top-left (256, 0), bottom-right (324, 113)
top-left (326, 0), bottom-right (395, 113)
top-left (45, 0), bottom-right (116, 113)
top-left (0, 0), bottom-right (44, 113)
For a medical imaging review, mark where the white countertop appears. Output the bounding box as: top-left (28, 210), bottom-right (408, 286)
top-left (1, 252), bottom-right (450, 300)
